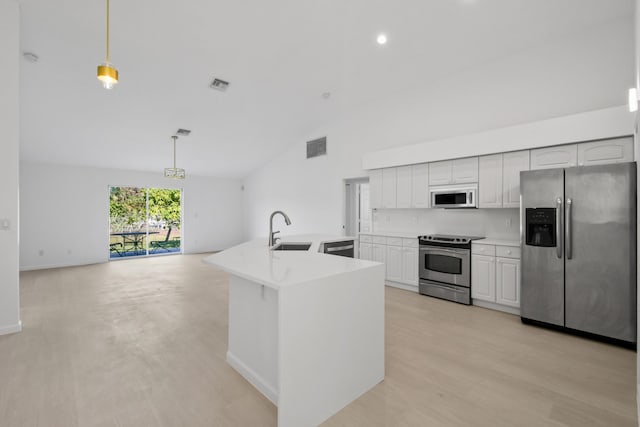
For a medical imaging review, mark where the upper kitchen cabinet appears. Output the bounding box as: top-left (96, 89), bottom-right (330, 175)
top-left (577, 137), bottom-right (633, 166)
top-left (382, 168), bottom-right (397, 209)
top-left (478, 154), bottom-right (503, 208)
top-left (411, 163), bottom-right (429, 208)
top-left (396, 166), bottom-right (412, 208)
top-left (502, 150), bottom-right (530, 208)
top-left (429, 157), bottom-right (478, 186)
top-left (369, 169), bottom-right (383, 209)
top-left (428, 160), bottom-right (452, 186)
top-left (530, 144), bottom-right (577, 170)
top-left (451, 157), bottom-right (479, 184)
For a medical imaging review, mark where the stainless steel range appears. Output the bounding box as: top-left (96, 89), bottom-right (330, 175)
top-left (418, 234), bottom-right (483, 305)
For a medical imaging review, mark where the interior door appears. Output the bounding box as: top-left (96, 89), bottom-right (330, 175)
top-left (564, 163), bottom-right (637, 342)
top-left (520, 168), bottom-right (564, 326)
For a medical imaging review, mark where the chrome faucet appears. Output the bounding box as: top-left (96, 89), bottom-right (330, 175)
top-left (269, 210), bottom-right (292, 246)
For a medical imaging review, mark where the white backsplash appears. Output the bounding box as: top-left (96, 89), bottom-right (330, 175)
top-left (372, 208), bottom-right (520, 240)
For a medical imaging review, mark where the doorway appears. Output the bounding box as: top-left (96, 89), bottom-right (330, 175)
top-left (344, 178), bottom-right (371, 236)
top-left (109, 186), bottom-right (183, 259)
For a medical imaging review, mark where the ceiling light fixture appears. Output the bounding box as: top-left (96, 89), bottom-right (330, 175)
top-left (164, 136), bottom-right (186, 179)
top-left (376, 34), bottom-right (388, 45)
top-left (629, 88), bottom-right (638, 112)
top-left (97, 0), bottom-right (118, 89)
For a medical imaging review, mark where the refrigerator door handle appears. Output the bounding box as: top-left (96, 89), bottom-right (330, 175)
top-left (566, 198), bottom-right (572, 260)
top-left (556, 197), bottom-right (563, 259)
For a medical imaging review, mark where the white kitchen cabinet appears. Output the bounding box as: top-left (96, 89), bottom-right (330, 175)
top-left (385, 245), bottom-right (403, 282)
top-left (359, 242), bottom-right (372, 261)
top-left (478, 154), bottom-right (503, 208)
top-left (429, 160), bottom-right (452, 186)
top-left (396, 166), bottom-right (413, 208)
top-left (530, 144), bottom-right (577, 170)
top-left (471, 254), bottom-right (496, 302)
top-left (371, 243), bottom-right (386, 264)
top-left (452, 157), bottom-right (479, 184)
top-left (496, 257), bottom-right (520, 308)
top-left (577, 137), bottom-right (634, 166)
top-left (369, 169), bottom-right (383, 209)
top-left (502, 150), bottom-right (530, 208)
top-left (429, 158), bottom-right (478, 186)
top-left (401, 247), bottom-right (418, 286)
top-left (382, 168), bottom-right (397, 209)
top-left (411, 163), bottom-right (429, 208)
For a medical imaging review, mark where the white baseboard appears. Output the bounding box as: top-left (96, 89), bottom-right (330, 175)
top-left (227, 351), bottom-right (279, 405)
top-left (0, 321), bottom-right (22, 336)
top-left (20, 258), bottom-right (106, 271)
top-left (385, 281), bottom-right (419, 293)
top-left (472, 299), bottom-right (520, 316)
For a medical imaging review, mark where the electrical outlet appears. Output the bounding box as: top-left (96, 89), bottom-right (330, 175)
top-left (0, 219), bottom-right (9, 231)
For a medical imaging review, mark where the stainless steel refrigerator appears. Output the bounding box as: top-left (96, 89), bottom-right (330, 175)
top-left (520, 162), bottom-right (636, 344)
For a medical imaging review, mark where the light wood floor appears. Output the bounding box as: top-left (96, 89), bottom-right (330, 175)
top-left (1, 254), bottom-right (636, 427)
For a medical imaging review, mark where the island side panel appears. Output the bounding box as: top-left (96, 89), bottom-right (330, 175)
top-left (276, 264), bottom-right (385, 427)
top-left (227, 275), bottom-right (279, 404)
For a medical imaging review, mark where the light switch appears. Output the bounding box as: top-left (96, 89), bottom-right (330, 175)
top-left (0, 219), bottom-right (9, 231)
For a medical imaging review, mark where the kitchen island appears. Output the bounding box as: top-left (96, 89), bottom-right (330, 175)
top-left (203, 235), bottom-right (385, 427)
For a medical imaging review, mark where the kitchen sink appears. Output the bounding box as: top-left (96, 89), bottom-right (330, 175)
top-left (271, 242), bottom-right (312, 251)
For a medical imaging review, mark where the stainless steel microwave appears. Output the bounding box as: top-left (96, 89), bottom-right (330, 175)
top-left (430, 185), bottom-right (478, 208)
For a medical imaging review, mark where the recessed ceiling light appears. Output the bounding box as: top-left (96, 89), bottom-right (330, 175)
top-left (322, 92), bottom-right (331, 99)
top-left (376, 34), bottom-right (388, 45)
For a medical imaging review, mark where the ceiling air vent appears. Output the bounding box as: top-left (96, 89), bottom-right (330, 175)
top-left (176, 129), bottom-right (191, 136)
top-left (210, 78), bottom-right (230, 91)
top-left (306, 137), bottom-right (327, 159)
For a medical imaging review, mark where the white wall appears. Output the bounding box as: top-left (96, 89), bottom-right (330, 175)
top-left (20, 162), bottom-right (245, 270)
top-left (243, 18), bottom-right (634, 239)
top-left (0, 1), bottom-right (21, 335)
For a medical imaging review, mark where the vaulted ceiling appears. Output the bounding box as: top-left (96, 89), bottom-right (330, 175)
top-left (19, 0), bottom-right (634, 178)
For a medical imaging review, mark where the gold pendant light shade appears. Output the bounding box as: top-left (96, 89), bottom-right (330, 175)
top-left (97, 63), bottom-right (118, 89)
top-left (97, 0), bottom-right (118, 89)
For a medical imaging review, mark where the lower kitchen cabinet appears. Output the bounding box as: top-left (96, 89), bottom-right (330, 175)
top-left (385, 245), bottom-right (403, 282)
top-left (471, 241), bottom-right (520, 314)
top-left (496, 257), bottom-right (520, 308)
top-left (359, 234), bottom-right (418, 291)
top-left (401, 247), bottom-right (418, 286)
top-left (371, 243), bottom-right (386, 264)
top-left (471, 255), bottom-right (495, 301)
top-left (359, 242), bottom-right (372, 261)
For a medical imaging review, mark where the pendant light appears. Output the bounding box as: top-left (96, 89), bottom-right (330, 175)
top-left (97, 0), bottom-right (119, 89)
top-left (164, 136), bottom-right (186, 179)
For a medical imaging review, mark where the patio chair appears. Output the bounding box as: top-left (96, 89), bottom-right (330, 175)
top-left (110, 242), bottom-right (123, 256)
top-left (150, 227), bottom-right (173, 252)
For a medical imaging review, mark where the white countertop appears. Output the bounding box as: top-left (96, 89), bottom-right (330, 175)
top-left (203, 234), bottom-right (378, 290)
top-left (475, 238), bottom-right (520, 247)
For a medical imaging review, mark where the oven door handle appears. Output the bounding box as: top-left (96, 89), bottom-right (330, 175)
top-left (419, 247), bottom-right (467, 255)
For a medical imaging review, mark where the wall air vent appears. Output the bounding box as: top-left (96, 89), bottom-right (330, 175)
top-left (210, 78), bottom-right (230, 91)
top-left (306, 137), bottom-right (327, 159)
top-left (176, 129), bottom-right (191, 136)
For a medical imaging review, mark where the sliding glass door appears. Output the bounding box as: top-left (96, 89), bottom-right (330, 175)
top-left (109, 186), bottom-right (182, 259)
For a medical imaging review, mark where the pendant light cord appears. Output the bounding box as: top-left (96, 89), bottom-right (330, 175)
top-left (106, 0), bottom-right (110, 63)
top-left (173, 136), bottom-right (178, 169)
